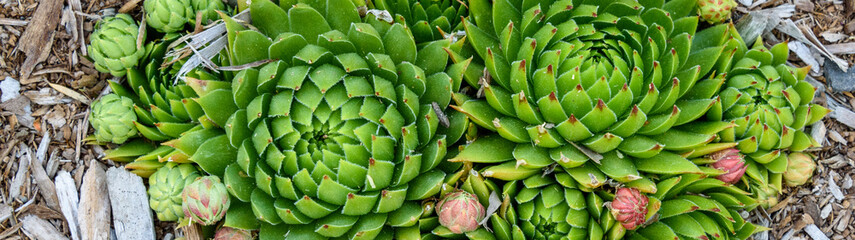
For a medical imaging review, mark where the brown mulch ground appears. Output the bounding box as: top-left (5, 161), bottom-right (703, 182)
top-left (0, 0), bottom-right (854, 239)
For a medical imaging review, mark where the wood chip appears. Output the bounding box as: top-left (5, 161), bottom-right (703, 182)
top-left (830, 105), bottom-right (855, 130)
top-left (829, 130), bottom-right (848, 144)
top-left (16, 0), bottom-right (64, 82)
top-left (805, 224), bottom-right (830, 240)
top-left (825, 42), bottom-right (855, 55)
top-left (55, 171), bottom-right (80, 240)
top-left (78, 162), bottom-right (110, 240)
top-left (26, 147), bottom-right (60, 211)
top-left (821, 203), bottom-right (833, 219)
top-left (0, 18), bottom-right (28, 26)
top-left (48, 83), bottom-right (91, 104)
top-left (21, 215), bottom-right (69, 240)
top-left (0, 204), bottom-right (12, 223)
top-left (118, 0), bottom-right (143, 13)
top-left (181, 223), bottom-right (202, 240)
top-left (9, 147), bottom-right (30, 201)
top-left (107, 167), bottom-right (155, 240)
top-left (769, 195), bottom-right (792, 213)
top-left (36, 131), bottom-right (50, 164)
top-left (812, 121), bottom-right (828, 147)
top-left (829, 176), bottom-right (845, 201)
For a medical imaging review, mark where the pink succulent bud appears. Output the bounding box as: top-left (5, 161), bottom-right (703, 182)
top-left (213, 227), bottom-right (253, 240)
top-left (611, 187), bottom-right (648, 230)
top-left (182, 176), bottom-right (230, 226)
top-left (435, 190), bottom-right (485, 234)
top-left (709, 148), bottom-right (747, 184)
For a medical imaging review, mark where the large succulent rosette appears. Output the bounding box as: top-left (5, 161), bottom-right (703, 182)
top-left (442, 0), bottom-right (765, 239)
top-left (192, 0), bottom-right (468, 238)
top-left (708, 25), bottom-right (829, 195)
top-left (367, 0), bottom-right (467, 42)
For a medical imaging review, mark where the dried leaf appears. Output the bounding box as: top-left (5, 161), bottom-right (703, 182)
top-left (48, 83), bottom-right (91, 104)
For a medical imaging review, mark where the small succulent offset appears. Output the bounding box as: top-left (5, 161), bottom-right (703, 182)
top-left (436, 190), bottom-right (486, 234)
top-left (90, 94), bottom-right (139, 144)
top-left (144, 0), bottom-right (194, 33)
top-left (148, 163), bottom-right (200, 221)
top-left (708, 148), bottom-right (747, 184)
top-left (783, 152), bottom-right (816, 187)
top-left (697, 0), bottom-right (737, 24)
top-left (189, 0), bottom-right (467, 237)
top-left (183, 176), bottom-right (231, 225)
top-left (87, 14), bottom-right (146, 77)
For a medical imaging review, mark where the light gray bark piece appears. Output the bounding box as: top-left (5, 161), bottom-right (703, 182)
top-left (107, 167), bottom-right (155, 240)
top-left (21, 215), bottom-right (69, 240)
top-left (55, 171), bottom-right (80, 240)
top-left (27, 147), bottom-right (60, 211)
top-left (9, 147), bottom-right (29, 201)
top-left (79, 161), bottom-right (111, 240)
top-left (0, 204), bottom-right (12, 223)
top-left (804, 224), bottom-right (829, 240)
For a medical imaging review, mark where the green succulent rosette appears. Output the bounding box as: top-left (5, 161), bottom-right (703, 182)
top-left (102, 35), bottom-right (229, 177)
top-left (145, 0), bottom-right (194, 33)
top-left (364, 0), bottom-right (467, 42)
top-left (707, 25), bottom-right (830, 196)
top-left (87, 13), bottom-right (146, 77)
top-left (148, 162), bottom-right (201, 221)
top-left (449, 0), bottom-right (740, 197)
top-left (436, 0), bottom-right (773, 238)
top-left (192, 0), bottom-right (469, 238)
top-left (90, 94), bottom-right (139, 144)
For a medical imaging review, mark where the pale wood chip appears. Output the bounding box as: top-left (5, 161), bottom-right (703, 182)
top-left (805, 224), bottom-right (830, 240)
top-left (0, 204), bottom-right (12, 222)
top-left (21, 215), bottom-right (68, 240)
top-left (36, 131), bottom-right (50, 165)
top-left (825, 42), bottom-right (855, 55)
top-left (55, 171), bottom-right (80, 240)
top-left (8, 147), bottom-right (30, 201)
top-left (0, 18), bottom-right (28, 26)
top-left (26, 147), bottom-right (61, 211)
top-left (48, 83), bottom-right (91, 104)
top-left (78, 161), bottom-right (110, 240)
top-left (829, 176), bottom-right (845, 201)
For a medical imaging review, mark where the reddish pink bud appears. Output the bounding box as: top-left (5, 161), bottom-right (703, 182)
top-left (213, 227), bottom-right (253, 240)
top-left (435, 190), bottom-right (485, 234)
top-left (709, 148), bottom-right (747, 184)
top-left (611, 187), bottom-right (648, 230)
